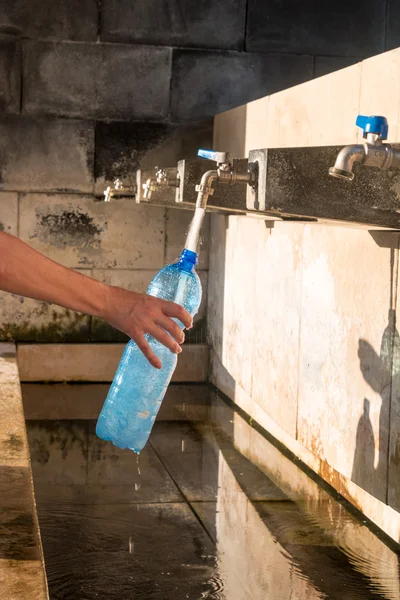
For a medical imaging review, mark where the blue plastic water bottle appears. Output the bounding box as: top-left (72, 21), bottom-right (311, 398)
top-left (96, 249), bottom-right (202, 453)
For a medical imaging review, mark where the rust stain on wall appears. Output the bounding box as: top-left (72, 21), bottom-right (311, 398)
top-left (319, 459), bottom-right (363, 512)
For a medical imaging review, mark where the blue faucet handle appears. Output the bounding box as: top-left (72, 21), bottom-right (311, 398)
top-left (197, 149), bottom-right (228, 164)
top-left (356, 115), bottom-right (388, 140)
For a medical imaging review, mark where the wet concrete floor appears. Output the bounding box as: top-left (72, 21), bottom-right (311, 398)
top-left (26, 390), bottom-right (400, 600)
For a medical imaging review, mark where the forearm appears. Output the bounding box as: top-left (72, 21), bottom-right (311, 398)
top-left (0, 232), bottom-right (108, 317)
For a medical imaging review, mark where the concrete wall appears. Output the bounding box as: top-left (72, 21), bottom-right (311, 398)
top-left (0, 1), bottom-right (397, 342)
top-left (209, 48), bottom-right (400, 543)
top-left (0, 9), bottom-right (217, 342)
top-left (0, 0), bottom-right (396, 344)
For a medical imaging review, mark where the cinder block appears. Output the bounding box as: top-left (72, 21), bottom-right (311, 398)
top-left (246, 0), bottom-right (385, 56)
top-left (94, 120), bottom-right (212, 196)
top-left (0, 35), bottom-right (21, 113)
top-left (171, 50), bottom-right (313, 122)
top-left (386, 0), bottom-right (400, 51)
top-left (0, 192), bottom-right (18, 234)
top-left (0, 116), bottom-right (94, 192)
top-left (100, 0), bottom-right (246, 50)
top-left (0, 270), bottom-right (91, 343)
top-left (0, 0), bottom-right (98, 41)
top-left (23, 41), bottom-right (172, 121)
top-left (19, 193), bottom-right (165, 269)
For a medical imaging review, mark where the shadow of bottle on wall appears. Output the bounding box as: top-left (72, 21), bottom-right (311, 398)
top-left (352, 245), bottom-right (400, 504)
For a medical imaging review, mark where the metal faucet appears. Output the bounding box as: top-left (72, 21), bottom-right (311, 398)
top-left (104, 179), bottom-right (135, 202)
top-left (329, 115), bottom-right (400, 181)
top-left (104, 168), bottom-right (178, 204)
top-left (142, 167), bottom-right (178, 200)
top-left (195, 149), bottom-right (257, 209)
top-left (184, 149), bottom-right (258, 253)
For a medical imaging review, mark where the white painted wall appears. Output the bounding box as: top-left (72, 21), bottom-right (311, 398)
top-left (209, 48), bottom-right (400, 542)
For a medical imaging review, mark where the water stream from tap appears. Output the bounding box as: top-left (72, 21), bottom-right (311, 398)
top-left (184, 207), bottom-right (206, 253)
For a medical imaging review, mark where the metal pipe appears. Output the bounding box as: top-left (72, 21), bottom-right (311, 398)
top-left (329, 116), bottom-right (400, 181)
top-left (329, 145), bottom-right (365, 181)
top-left (391, 149), bottom-right (400, 169)
top-left (103, 179), bottom-right (136, 202)
top-left (195, 170), bottom-right (218, 209)
top-left (329, 142), bottom-right (400, 181)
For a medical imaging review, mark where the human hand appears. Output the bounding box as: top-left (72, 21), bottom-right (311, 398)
top-left (102, 286), bottom-right (193, 369)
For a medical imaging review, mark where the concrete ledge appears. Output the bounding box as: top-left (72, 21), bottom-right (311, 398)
top-left (247, 145), bottom-right (400, 229)
top-left (0, 343), bottom-right (48, 599)
top-left (22, 383), bottom-right (210, 421)
top-left (17, 343), bottom-right (209, 383)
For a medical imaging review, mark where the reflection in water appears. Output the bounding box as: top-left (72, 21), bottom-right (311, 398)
top-left (26, 390), bottom-right (400, 600)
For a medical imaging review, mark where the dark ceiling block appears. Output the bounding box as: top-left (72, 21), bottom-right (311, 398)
top-left (0, 116), bottom-right (94, 192)
top-left (94, 120), bottom-right (213, 188)
top-left (0, 0), bottom-right (98, 41)
top-left (314, 56), bottom-right (360, 78)
top-left (0, 36), bottom-right (21, 113)
top-left (101, 0), bottom-right (246, 50)
top-left (246, 0), bottom-right (385, 57)
top-left (95, 122), bottom-right (176, 183)
top-left (387, 0), bottom-right (400, 51)
top-left (23, 41), bottom-right (172, 121)
top-left (171, 50), bottom-right (313, 122)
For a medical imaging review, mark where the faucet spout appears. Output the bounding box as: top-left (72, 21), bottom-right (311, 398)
top-left (328, 115), bottom-right (400, 182)
top-left (184, 170), bottom-right (217, 253)
top-left (103, 179), bottom-right (135, 202)
top-left (195, 170), bottom-right (218, 209)
top-left (329, 145), bottom-right (365, 181)
top-left (185, 150), bottom-right (257, 252)
top-left (140, 167), bottom-right (178, 202)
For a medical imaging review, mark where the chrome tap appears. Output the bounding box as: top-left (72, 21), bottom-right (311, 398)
top-left (103, 178), bottom-right (135, 202)
top-left (184, 149), bottom-right (258, 252)
top-left (142, 167), bottom-right (178, 201)
top-left (329, 115), bottom-right (400, 181)
top-left (195, 149), bottom-right (257, 209)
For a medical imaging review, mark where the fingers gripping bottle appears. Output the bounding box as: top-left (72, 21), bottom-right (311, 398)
top-left (96, 249), bottom-right (202, 453)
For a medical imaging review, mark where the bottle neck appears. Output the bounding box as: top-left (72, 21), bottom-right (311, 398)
top-left (178, 249), bottom-right (198, 273)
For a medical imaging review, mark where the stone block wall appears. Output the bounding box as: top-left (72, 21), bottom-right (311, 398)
top-left (0, 0), bottom-right (396, 343)
top-left (0, 116), bottom-right (211, 342)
